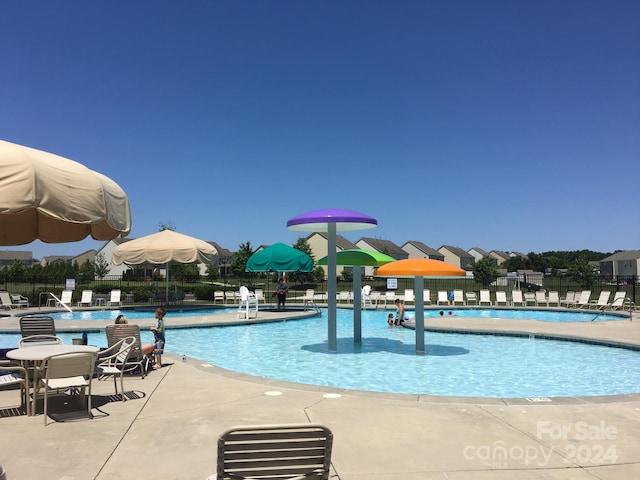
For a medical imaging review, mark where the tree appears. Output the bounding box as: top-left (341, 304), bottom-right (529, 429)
top-left (568, 257), bottom-right (596, 289)
top-left (471, 256), bottom-right (499, 288)
top-left (230, 241), bottom-right (254, 277)
top-left (288, 237), bottom-right (315, 284)
top-left (79, 258), bottom-right (96, 279)
top-left (93, 252), bottom-right (110, 279)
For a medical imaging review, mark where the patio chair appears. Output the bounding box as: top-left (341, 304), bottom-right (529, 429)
top-left (19, 335), bottom-right (64, 347)
top-left (19, 315), bottom-right (56, 339)
top-left (511, 290), bottom-right (524, 306)
top-left (108, 289), bottom-right (122, 306)
top-left (96, 336), bottom-right (135, 401)
top-left (0, 360), bottom-right (30, 415)
top-left (606, 292), bottom-right (627, 310)
top-left (465, 292), bottom-right (478, 305)
top-left (437, 291), bottom-right (449, 305)
top-left (589, 291), bottom-right (611, 310)
top-left (495, 291), bottom-right (508, 306)
top-left (403, 289), bottom-right (415, 305)
top-left (303, 289), bottom-right (319, 311)
top-left (383, 290), bottom-right (396, 306)
top-left (560, 291), bottom-right (575, 307)
top-left (254, 289), bottom-right (265, 303)
top-left (0, 291), bottom-right (19, 309)
top-left (213, 291), bottom-right (225, 304)
top-left (547, 291), bottom-right (560, 307)
top-left (237, 286), bottom-right (258, 319)
top-left (575, 290), bottom-right (592, 309)
top-left (105, 324), bottom-right (151, 378)
top-left (535, 291), bottom-right (548, 307)
top-left (423, 289), bottom-right (431, 305)
top-left (523, 292), bottom-right (536, 306)
top-left (34, 351), bottom-right (98, 425)
top-left (479, 290), bottom-right (492, 306)
top-left (452, 290), bottom-right (465, 306)
top-left (337, 291), bottom-right (351, 304)
top-left (77, 290), bottom-right (93, 307)
top-left (225, 291), bottom-right (238, 304)
top-left (10, 294), bottom-right (29, 309)
top-left (211, 423), bottom-right (333, 480)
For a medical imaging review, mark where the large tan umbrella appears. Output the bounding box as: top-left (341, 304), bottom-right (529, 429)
top-left (0, 139), bottom-right (131, 245)
top-left (112, 229), bottom-right (217, 304)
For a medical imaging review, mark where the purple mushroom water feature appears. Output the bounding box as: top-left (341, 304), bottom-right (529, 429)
top-left (287, 209), bottom-right (377, 351)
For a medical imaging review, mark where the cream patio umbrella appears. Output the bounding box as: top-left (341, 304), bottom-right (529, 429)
top-left (0, 139), bottom-right (131, 245)
top-left (112, 230), bottom-right (217, 304)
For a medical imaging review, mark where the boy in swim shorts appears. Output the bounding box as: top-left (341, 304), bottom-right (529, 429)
top-left (151, 307), bottom-right (166, 369)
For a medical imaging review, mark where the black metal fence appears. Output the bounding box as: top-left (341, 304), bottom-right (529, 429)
top-left (1, 273), bottom-right (637, 308)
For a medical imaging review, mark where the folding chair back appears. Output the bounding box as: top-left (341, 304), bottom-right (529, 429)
top-left (19, 316), bottom-right (56, 338)
top-left (216, 423), bottom-right (333, 480)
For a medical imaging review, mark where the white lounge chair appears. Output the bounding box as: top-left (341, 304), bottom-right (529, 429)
top-left (437, 291), bottom-right (449, 305)
top-left (254, 289), bottom-right (265, 303)
top-left (560, 291), bottom-right (575, 307)
top-left (547, 291), bottom-right (560, 307)
top-left (535, 291), bottom-right (548, 307)
top-left (237, 286), bottom-right (258, 319)
top-left (479, 290), bottom-right (492, 306)
top-left (403, 289), bottom-right (415, 305)
top-left (465, 292), bottom-right (478, 305)
top-left (575, 290), bottom-right (592, 309)
top-left (1, 291), bottom-right (25, 309)
top-left (383, 291), bottom-right (396, 306)
top-left (108, 289), bottom-right (121, 306)
top-left (213, 291), bottom-right (225, 304)
top-left (606, 291), bottom-right (626, 310)
top-left (495, 291), bottom-right (508, 306)
top-left (524, 292), bottom-right (537, 306)
top-left (77, 290), bottom-right (93, 307)
top-left (511, 290), bottom-right (524, 306)
top-left (423, 289), bottom-right (432, 305)
top-left (453, 290), bottom-right (465, 305)
top-left (589, 291), bottom-right (611, 309)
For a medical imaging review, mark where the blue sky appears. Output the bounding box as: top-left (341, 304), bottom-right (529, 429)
top-left (1, 0), bottom-right (638, 260)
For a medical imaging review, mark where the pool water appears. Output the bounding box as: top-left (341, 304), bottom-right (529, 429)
top-left (4, 309), bottom-right (637, 398)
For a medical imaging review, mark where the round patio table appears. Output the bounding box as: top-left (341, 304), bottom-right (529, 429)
top-left (7, 345), bottom-right (100, 416)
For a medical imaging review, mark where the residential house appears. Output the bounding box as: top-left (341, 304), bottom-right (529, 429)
top-left (402, 241), bottom-right (445, 261)
top-left (40, 255), bottom-right (74, 267)
top-left (355, 237), bottom-right (407, 278)
top-left (600, 250), bottom-right (640, 278)
top-left (208, 242), bottom-right (233, 277)
top-left (306, 233), bottom-right (358, 278)
top-left (467, 247), bottom-right (491, 264)
top-left (0, 250), bottom-right (34, 268)
top-left (438, 245), bottom-right (474, 270)
top-left (489, 250), bottom-right (511, 266)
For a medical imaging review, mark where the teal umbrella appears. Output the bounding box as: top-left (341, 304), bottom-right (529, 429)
top-left (318, 249), bottom-right (395, 344)
top-left (245, 243), bottom-right (314, 273)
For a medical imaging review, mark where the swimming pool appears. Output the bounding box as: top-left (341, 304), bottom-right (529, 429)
top-left (3, 309), bottom-right (637, 398)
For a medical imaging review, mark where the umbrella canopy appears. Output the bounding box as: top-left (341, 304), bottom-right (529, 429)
top-left (245, 243), bottom-right (313, 273)
top-left (112, 230), bottom-right (216, 266)
top-left (112, 230), bottom-right (217, 305)
top-left (376, 258), bottom-right (466, 354)
top-left (316, 249), bottom-right (395, 266)
top-left (317, 249), bottom-right (395, 344)
top-left (0, 139), bottom-right (131, 245)
top-left (375, 258), bottom-right (466, 277)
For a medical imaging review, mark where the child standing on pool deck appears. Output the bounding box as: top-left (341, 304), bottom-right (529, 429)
top-left (151, 307), bottom-right (166, 369)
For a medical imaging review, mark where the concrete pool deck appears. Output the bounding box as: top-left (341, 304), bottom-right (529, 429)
top-left (1, 305), bottom-right (640, 479)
